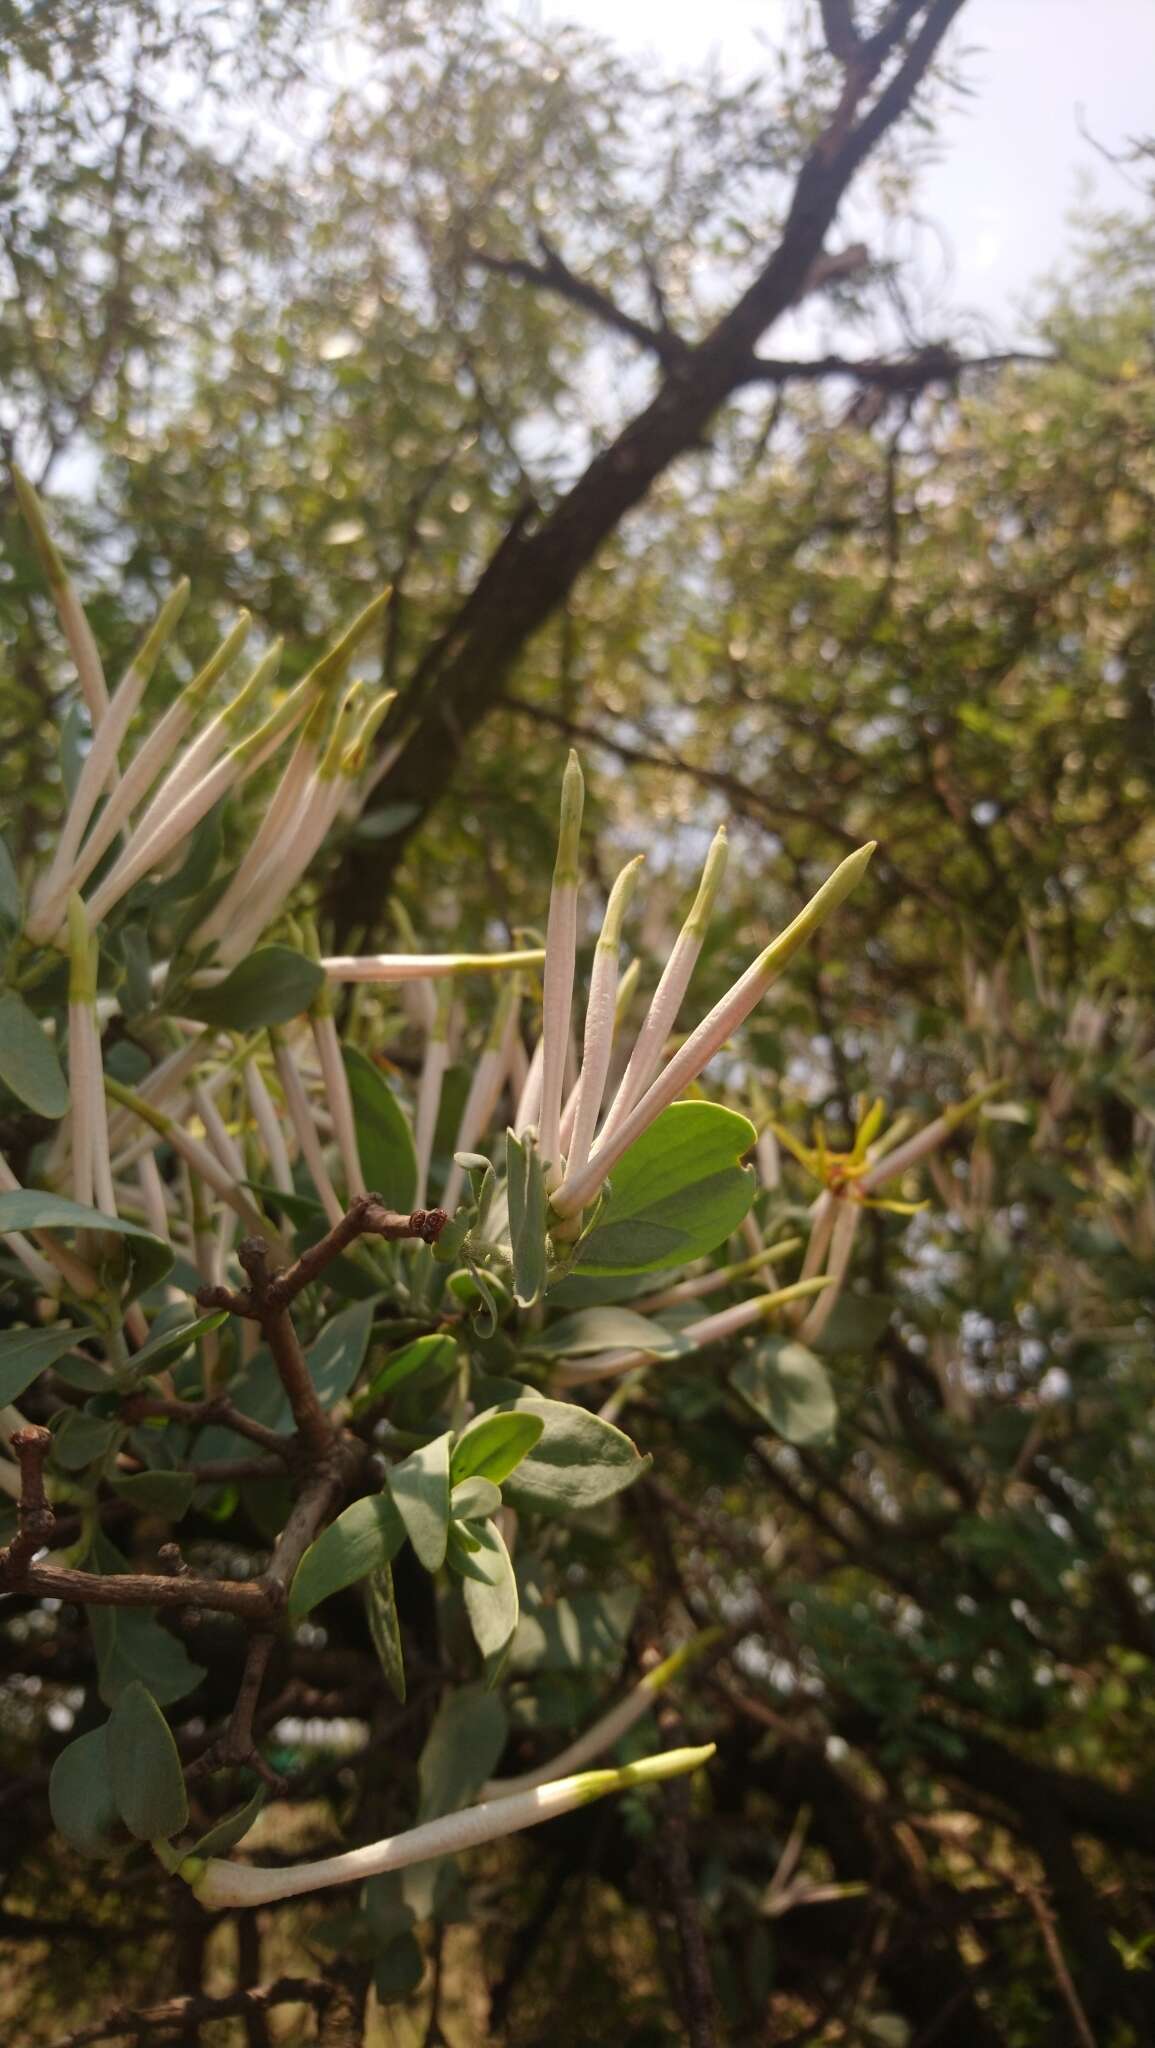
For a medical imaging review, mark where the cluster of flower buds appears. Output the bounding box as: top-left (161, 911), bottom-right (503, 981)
top-left (524, 751), bottom-right (876, 1231)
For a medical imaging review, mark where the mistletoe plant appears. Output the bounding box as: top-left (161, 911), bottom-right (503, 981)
top-left (0, 481), bottom-right (989, 1940)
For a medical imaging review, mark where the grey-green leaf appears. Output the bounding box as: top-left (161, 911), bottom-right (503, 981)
top-left (387, 1430), bottom-right (452, 1572)
top-left (108, 1681), bottom-right (189, 1841)
top-left (289, 1490), bottom-right (406, 1618)
top-left (731, 1337), bottom-right (838, 1444)
top-left (506, 1129), bottom-right (547, 1306)
top-left (110, 1470), bottom-right (198, 1518)
top-left (0, 1190), bottom-right (173, 1298)
top-left (182, 945), bottom-right (324, 1030)
top-left (574, 1101), bottom-right (756, 1275)
top-left (535, 1306), bottom-right (691, 1360)
top-left (0, 991), bottom-right (69, 1117)
top-left (49, 1725), bottom-right (123, 1859)
top-left (0, 1323), bottom-right (97, 1404)
top-left (451, 1475), bottom-right (502, 1522)
top-left (480, 1396), bottom-right (649, 1514)
top-left (462, 1520), bottom-right (519, 1679)
top-left (0, 833), bottom-right (21, 926)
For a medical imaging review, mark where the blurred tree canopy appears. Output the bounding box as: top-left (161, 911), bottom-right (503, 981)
top-left (3, 1), bottom-right (1155, 2043)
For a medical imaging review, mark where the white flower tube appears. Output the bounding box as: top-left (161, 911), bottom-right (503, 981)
top-left (245, 1059), bottom-right (294, 1196)
top-left (84, 644), bottom-right (291, 925)
top-left (414, 986), bottom-right (453, 1207)
top-left (538, 752), bottom-right (585, 1186)
top-left (312, 1009), bottom-right (364, 1200)
top-left (857, 1085), bottom-right (1000, 1194)
top-left (552, 843), bottom-right (875, 1221)
top-left (12, 468), bottom-right (108, 725)
top-left (192, 1082), bottom-right (246, 1185)
top-left (187, 1744), bottom-right (714, 1910)
top-left (564, 855), bottom-right (644, 1189)
top-left (66, 901), bottom-right (98, 1208)
top-left (601, 826), bottom-right (728, 1144)
top-left (324, 950), bottom-right (545, 984)
top-left (30, 581), bottom-right (191, 937)
top-left (482, 1633), bottom-right (723, 1797)
top-left (103, 1078), bottom-right (272, 1239)
top-left (798, 1197), bottom-right (862, 1344)
top-left (270, 1027), bottom-right (343, 1226)
top-left (513, 1035), bottom-right (544, 1138)
top-left (632, 1240), bottom-right (802, 1314)
top-left (442, 980), bottom-right (522, 1214)
top-left (193, 694), bottom-right (328, 952)
top-left (30, 617), bottom-right (253, 944)
top-left (553, 1277), bottom-right (833, 1385)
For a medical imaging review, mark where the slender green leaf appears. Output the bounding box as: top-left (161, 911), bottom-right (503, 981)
top-left (506, 1129), bottom-right (547, 1306)
top-left (121, 1309), bottom-right (227, 1384)
top-left (0, 834), bottom-right (21, 925)
top-left (0, 1191), bottom-right (173, 1298)
top-left (307, 1299), bottom-right (374, 1409)
top-left (289, 1490), bottom-right (406, 1617)
top-left (0, 1324), bottom-right (97, 1404)
top-left (0, 991), bottom-right (69, 1117)
top-left (364, 1332), bottom-right (458, 1402)
top-left (365, 1563), bottom-right (406, 1703)
top-left (190, 1787), bottom-right (266, 1860)
top-left (108, 1681), bottom-right (189, 1841)
top-left (575, 1101), bottom-right (756, 1275)
top-left (450, 1410), bottom-right (543, 1487)
top-left (417, 1683), bottom-right (508, 1821)
top-left (52, 1409), bottom-right (121, 1470)
top-left (343, 1046), bottom-right (417, 1209)
top-left (387, 1430), bottom-right (452, 1571)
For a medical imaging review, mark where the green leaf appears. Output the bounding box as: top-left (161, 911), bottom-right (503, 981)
top-left (731, 1338), bottom-right (837, 1444)
top-left (49, 1726), bottom-right (123, 1859)
top-left (812, 1292), bottom-right (893, 1356)
top-left (365, 1563), bottom-right (406, 1703)
top-left (535, 1306), bottom-right (691, 1360)
top-left (451, 1475), bottom-right (503, 1521)
top-left (506, 1130), bottom-right (547, 1306)
top-left (88, 1535), bottom-right (207, 1706)
top-left (110, 1470), bottom-right (198, 1517)
top-left (0, 991), bottom-right (69, 1117)
top-left (417, 1683), bottom-right (508, 1821)
top-left (108, 1680), bottom-right (189, 1841)
top-left (480, 1397), bottom-right (649, 1514)
top-left (364, 1332), bottom-right (458, 1402)
top-left (450, 1411), bottom-right (543, 1487)
top-left (387, 1430), bottom-right (452, 1572)
top-left (343, 1046), bottom-right (417, 1209)
top-left (121, 1310), bottom-right (227, 1384)
top-left (574, 1101), bottom-right (756, 1275)
top-left (307, 1299), bottom-right (374, 1409)
top-left (0, 1191), bottom-right (173, 1299)
top-left (0, 1323), bottom-right (97, 1404)
top-left (462, 1520), bottom-right (519, 1679)
top-left (190, 1787), bottom-right (266, 1860)
top-left (51, 1409), bottom-right (121, 1470)
top-left (0, 833), bottom-right (21, 926)
top-left (182, 945), bottom-right (324, 1030)
top-left (289, 1490), bottom-right (406, 1617)
top-left (510, 1587), bottom-right (639, 1676)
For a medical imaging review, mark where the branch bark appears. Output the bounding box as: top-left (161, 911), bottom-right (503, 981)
top-left (327, 0), bottom-right (970, 937)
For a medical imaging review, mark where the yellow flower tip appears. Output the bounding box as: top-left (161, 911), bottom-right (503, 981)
top-left (644, 1627), bottom-right (728, 1693)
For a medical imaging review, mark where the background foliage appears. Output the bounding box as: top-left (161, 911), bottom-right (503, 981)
top-left (2, 1), bottom-right (1155, 2042)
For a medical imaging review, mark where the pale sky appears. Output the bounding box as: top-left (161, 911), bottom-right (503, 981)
top-left (547, 0), bottom-right (1154, 343)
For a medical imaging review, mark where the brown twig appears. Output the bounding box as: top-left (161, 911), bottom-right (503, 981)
top-left (0, 1425), bottom-right (55, 1579)
top-left (265, 1194), bottom-right (447, 1308)
top-left (42, 1976), bottom-right (333, 2048)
